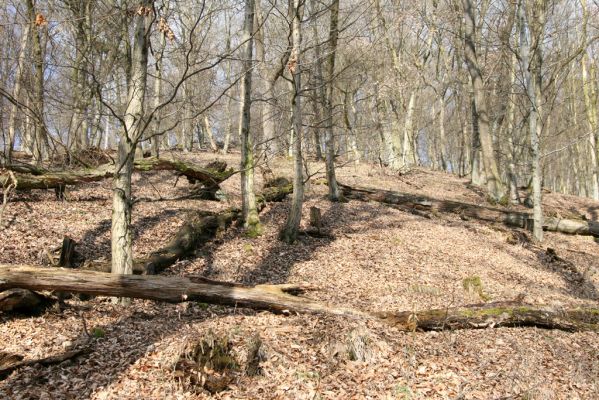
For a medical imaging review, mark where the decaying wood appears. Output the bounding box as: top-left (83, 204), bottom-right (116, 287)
top-left (87, 180), bottom-right (293, 275)
top-left (0, 288), bottom-right (54, 313)
top-left (0, 158), bottom-right (234, 192)
top-left (59, 236), bottom-right (77, 268)
top-left (376, 301), bottom-right (599, 332)
top-left (309, 206), bottom-right (322, 230)
top-left (1, 266), bottom-right (597, 332)
top-left (339, 183), bottom-right (599, 238)
top-left (0, 339), bottom-right (90, 379)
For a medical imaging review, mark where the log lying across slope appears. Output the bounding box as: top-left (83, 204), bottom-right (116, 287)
top-left (339, 183), bottom-right (599, 238)
top-left (0, 158), bottom-right (234, 192)
top-left (86, 179), bottom-right (293, 275)
top-left (1, 265), bottom-right (597, 332)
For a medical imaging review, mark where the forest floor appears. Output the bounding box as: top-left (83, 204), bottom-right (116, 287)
top-left (1, 151), bottom-right (598, 399)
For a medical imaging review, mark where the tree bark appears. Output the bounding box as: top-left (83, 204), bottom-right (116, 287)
top-left (239, 0), bottom-right (261, 236)
top-left (111, 2), bottom-right (150, 304)
top-left (26, 0), bottom-right (49, 163)
top-left (6, 24), bottom-right (29, 163)
top-left (338, 182), bottom-right (599, 238)
top-left (151, 30), bottom-right (166, 157)
top-left (280, 0), bottom-right (304, 244)
top-left (323, 0), bottom-right (341, 201)
top-left (461, 0), bottom-right (505, 200)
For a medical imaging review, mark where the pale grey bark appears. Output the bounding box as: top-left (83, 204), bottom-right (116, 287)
top-left (280, 0), bottom-right (304, 243)
top-left (26, 0), bottom-right (49, 163)
top-left (239, 0), bottom-right (261, 235)
top-left (322, 0), bottom-right (341, 201)
top-left (202, 115), bottom-right (218, 152)
top-left (462, 0), bottom-right (505, 200)
top-left (519, 0), bottom-right (544, 242)
top-left (111, 1), bottom-right (150, 300)
top-left (6, 24), bottom-right (29, 163)
top-left (151, 30), bottom-right (166, 157)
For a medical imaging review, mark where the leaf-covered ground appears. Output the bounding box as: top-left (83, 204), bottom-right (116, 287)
top-left (1, 152), bottom-right (598, 399)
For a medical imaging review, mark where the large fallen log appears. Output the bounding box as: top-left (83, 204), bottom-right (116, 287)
top-left (0, 158), bottom-right (234, 195)
top-left (339, 183), bottom-right (599, 238)
top-left (87, 179), bottom-right (293, 275)
top-left (0, 266), bottom-right (597, 332)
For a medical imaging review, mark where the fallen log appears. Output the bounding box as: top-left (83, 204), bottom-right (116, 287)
top-left (0, 158), bottom-right (234, 195)
top-left (87, 179), bottom-right (293, 275)
top-left (0, 266), bottom-right (597, 332)
top-left (338, 183), bottom-right (599, 238)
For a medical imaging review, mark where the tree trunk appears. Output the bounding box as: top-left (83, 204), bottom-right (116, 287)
top-left (6, 25), bottom-right (29, 163)
top-left (26, 0), bottom-right (49, 163)
top-left (462, 0), bottom-right (505, 200)
top-left (111, 1), bottom-right (150, 305)
top-left (280, 0), bottom-right (304, 244)
top-left (402, 91), bottom-right (417, 167)
top-left (1, 266), bottom-right (597, 332)
top-left (239, 0), bottom-right (261, 236)
top-left (202, 115), bottom-right (218, 152)
top-left (342, 89), bottom-right (360, 164)
top-left (151, 31), bottom-right (166, 157)
top-left (323, 0), bottom-right (341, 201)
top-left (520, 0), bottom-right (546, 242)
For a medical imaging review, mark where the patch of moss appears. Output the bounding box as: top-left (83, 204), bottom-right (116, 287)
top-left (462, 276), bottom-right (491, 301)
top-left (244, 222), bottom-right (264, 238)
top-left (91, 327), bottom-right (106, 338)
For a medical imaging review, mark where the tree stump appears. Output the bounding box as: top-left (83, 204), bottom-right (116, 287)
top-left (309, 207), bottom-right (322, 231)
top-left (59, 236), bottom-right (77, 268)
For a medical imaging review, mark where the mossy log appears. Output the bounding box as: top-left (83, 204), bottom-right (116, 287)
top-left (0, 158), bottom-right (234, 193)
top-left (338, 183), bottom-right (599, 238)
top-left (1, 266), bottom-right (597, 332)
top-left (377, 301), bottom-right (599, 332)
top-left (87, 181), bottom-right (293, 275)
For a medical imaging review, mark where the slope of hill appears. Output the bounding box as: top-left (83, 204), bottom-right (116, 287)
top-left (1, 152), bottom-right (598, 399)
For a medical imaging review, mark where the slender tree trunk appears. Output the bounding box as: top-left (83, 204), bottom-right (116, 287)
top-left (343, 89), bottom-right (360, 164)
top-left (323, 0), bottom-right (341, 200)
top-left (462, 0), bottom-right (505, 200)
top-left (519, 0), bottom-right (544, 242)
top-left (239, 0), bottom-right (261, 236)
top-left (582, 55), bottom-right (599, 200)
top-left (374, 0), bottom-right (404, 171)
top-left (222, 14), bottom-right (234, 155)
top-left (202, 115), bottom-right (218, 152)
top-left (26, 0), bottom-right (48, 163)
top-left (437, 91), bottom-right (447, 171)
top-left (280, 0), bottom-right (304, 243)
top-left (111, 1), bottom-right (150, 305)
top-left (6, 25), bottom-right (29, 163)
top-left (151, 31), bottom-right (166, 157)
top-left (402, 90), bottom-right (417, 167)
